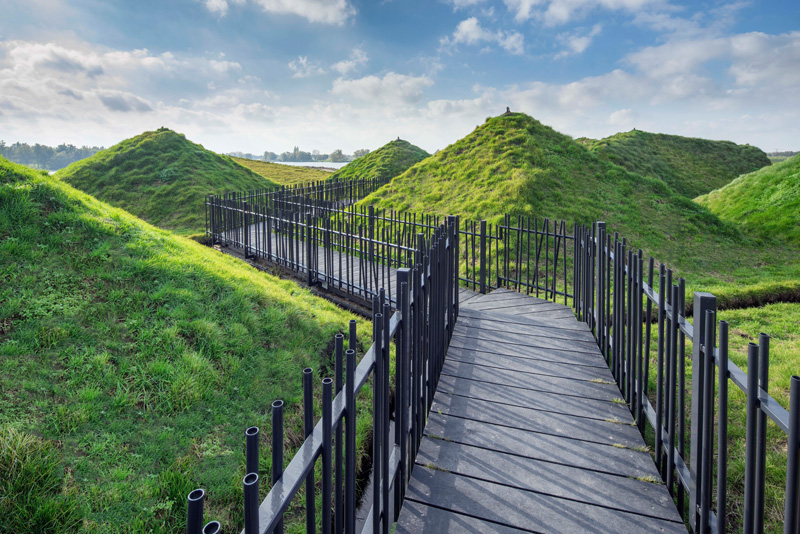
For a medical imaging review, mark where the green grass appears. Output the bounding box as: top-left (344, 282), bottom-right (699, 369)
top-left (328, 139), bottom-right (429, 182)
top-left (55, 128), bottom-right (278, 236)
top-left (231, 157), bottom-right (332, 186)
top-left (0, 156), bottom-right (371, 532)
top-left (581, 129), bottom-right (770, 198)
top-left (695, 155), bottom-right (800, 246)
top-left (360, 112), bottom-right (800, 308)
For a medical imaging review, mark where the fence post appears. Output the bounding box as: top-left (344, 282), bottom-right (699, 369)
top-left (306, 214), bottom-right (314, 286)
top-left (784, 376), bottom-right (800, 533)
top-left (689, 291), bottom-right (717, 531)
top-left (186, 489), bottom-right (205, 534)
top-left (303, 367), bottom-right (315, 534)
top-left (272, 400), bottom-right (284, 534)
top-left (479, 220), bottom-right (487, 294)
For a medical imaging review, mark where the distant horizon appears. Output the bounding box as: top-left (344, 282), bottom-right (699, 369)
top-left (1, 0), bottom-right (799, 154)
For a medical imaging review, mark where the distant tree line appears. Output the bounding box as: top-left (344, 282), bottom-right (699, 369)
top-left (227, 146), bottom-right (370, 163)
top-left (0, 141), bottom-right (104, 170)
top-left (767, 151), bottom-right (798, 157)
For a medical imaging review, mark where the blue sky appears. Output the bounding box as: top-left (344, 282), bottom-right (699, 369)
top-left (0, 0), bottom-right (798, 154)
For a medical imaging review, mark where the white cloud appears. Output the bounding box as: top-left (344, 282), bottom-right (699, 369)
top-left (331, 48), bottom-right (368, 75)
top-left (607, 108), bottom-right (636, 128)
top-left (331, 72), bottom-right (434, 105)
top-left (446, 0), bottom-right (486, 9)
top-left (555, 23), bottom-right (602, 58)
top-left (288, 56), bottom-right (326, 78)
top-left (200, 0), bottom-right (355, 24)
top-left (443, 17), bottom-right (525, 55)
top-left (504, 0), bottom-right (655, 25)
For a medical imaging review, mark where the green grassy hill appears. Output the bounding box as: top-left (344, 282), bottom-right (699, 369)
top-left (231, 156), bottom-right (332, 185)
top-left (696, 154), bottom-right (800, 245)
top-left (361, 113), bottom-right (800, 304)
top-left (328, 139), bottom-right (429, 181)
top-left (0, 156), bottom-right (367, 532)
top-left (582, 129), bottom-right (770, 197)
top-left (55, 128), bottom-right (278, 236)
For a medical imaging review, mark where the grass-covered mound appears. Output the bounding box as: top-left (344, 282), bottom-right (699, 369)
top-left (328, 139), bottom-right (429, 182)
top-left (55, 128), bottom-right (277, 236)
top-left (695, 155), bottom-right (800, 246)
top-left (0, 156), bottom-right (368, 532)
top-left (231, 157), bottom-right (332, 186)
top-left (581, 129), bottom-right (770, 198)
top-left (360, 113), bottom-right (800, 305)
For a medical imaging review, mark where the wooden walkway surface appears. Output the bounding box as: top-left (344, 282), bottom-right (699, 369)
top-left (396, 288), bottom-right (686, 533)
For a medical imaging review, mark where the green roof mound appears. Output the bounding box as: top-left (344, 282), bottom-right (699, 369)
top-left (0, 156), bottom-right (362, 531)
top-left (359, 112), bottom-right (800, 302)
top-left (329, 139), bottom-right (430, 181)
top-left (55, 128), bottom-right (277, 236)
top-left (582, 129), bottom-right (770, 197)
top-left (696, 154), bottom-right (800, 245)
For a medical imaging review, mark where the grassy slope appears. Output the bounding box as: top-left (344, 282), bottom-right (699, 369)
top-left (360, 113), bottom-right (800, 304)
top-left (582, 129), bottom-right (770, 198)
top-left (696, 155), bottom-right (800, 246)
top-left (0, 156), bottom-right (369, 532)
top-left (328, 139), bottom-right (429, 182)
top-left (231, 157), bottom-right (332, 186)
top-left (55, 128), bottom-right (277, 236)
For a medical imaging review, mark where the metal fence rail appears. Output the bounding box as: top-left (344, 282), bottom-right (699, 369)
top-left (206, 194), bottom-right (573, 308)
top-left (574, 220), bottom-right (799, 534)
top-left (186, 216), bottom-right (461, 534)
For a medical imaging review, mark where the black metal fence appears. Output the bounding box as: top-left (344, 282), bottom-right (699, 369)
top-left (186, 216), bottom-right (460, 534)
top-left (206, 195), bottom-right (573, 308)
top-left (573, 220), bottom-right (799, 534)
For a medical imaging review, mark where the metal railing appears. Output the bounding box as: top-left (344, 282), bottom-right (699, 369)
top-left (206, 195), bottom-right (574, 308)
top-left (185, 216), bottom-right (460, 534)
top-left (574, 220), bottom-right (799, 534)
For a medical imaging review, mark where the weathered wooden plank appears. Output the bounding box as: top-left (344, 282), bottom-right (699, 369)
top-left (396, 500), bottom-right (527, 533)
top-left (446, 336), bottom-right (605, 366)
top-left (452, 324), bottom-right (598, 352)
top-left (415, 438), bottom-right (680, 521)
top-left (456, 308), bottom-right (591, 332)
top-left (430, 394), bottom-right (642, 447)
top-left (441, 360), bottom-right (620, 402)
top-left (454, 315), bottom-right (596, 343)
top-left (404, 467), bottom-right (686, 534)
top-left (463, 299), bottom-right (572, 315)
top-left (423, 413), bottom-right (655, 477)
top-left (444, 346), bottom-right (611, 381)
top-left (436, 375), bottom-right (631, 421)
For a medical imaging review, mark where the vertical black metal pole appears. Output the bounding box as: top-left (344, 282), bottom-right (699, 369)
top-left (718, 321), bottom-right (729, 534)
top-left (322, 377), bottom-right (333, 534)
top-left (243, 473), bottom-right (259, 534)
top-left (186, 489), bottom-right (205, 534)
top-left (743, 342), bottom-right (760, 534)
top-left (334, 334), bottom-right (344, 534)
top-left (689, 292), bottom-right (716, 529)
top-left (754, 333), bottom-right (770, 534)
top-left (345, 349), bottom-right (356, 534)
top-left (272, 400), bottom-right (284, 534)
top-left (303, 367), bottom-right (316, 534)
top-left (372, 311), bottom-right (383, 534)
top-left (479, 220), bottom-right (487, 294)
top-left (246, 426), bottom-right (259, 476)
top-left (699, 309), bottom-right (716, 533)
top-left (784, 376), bottom-right (800, 534)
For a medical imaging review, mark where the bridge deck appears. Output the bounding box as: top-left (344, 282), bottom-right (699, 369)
top-left (396, 289), bottom-right (686, 534)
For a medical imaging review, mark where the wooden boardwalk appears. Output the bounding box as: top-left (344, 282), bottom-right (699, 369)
top-left (396, 289), bottom-right (686, 533)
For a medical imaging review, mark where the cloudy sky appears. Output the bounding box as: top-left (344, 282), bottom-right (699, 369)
top-left (1, 0), bottom-right (798, 154)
